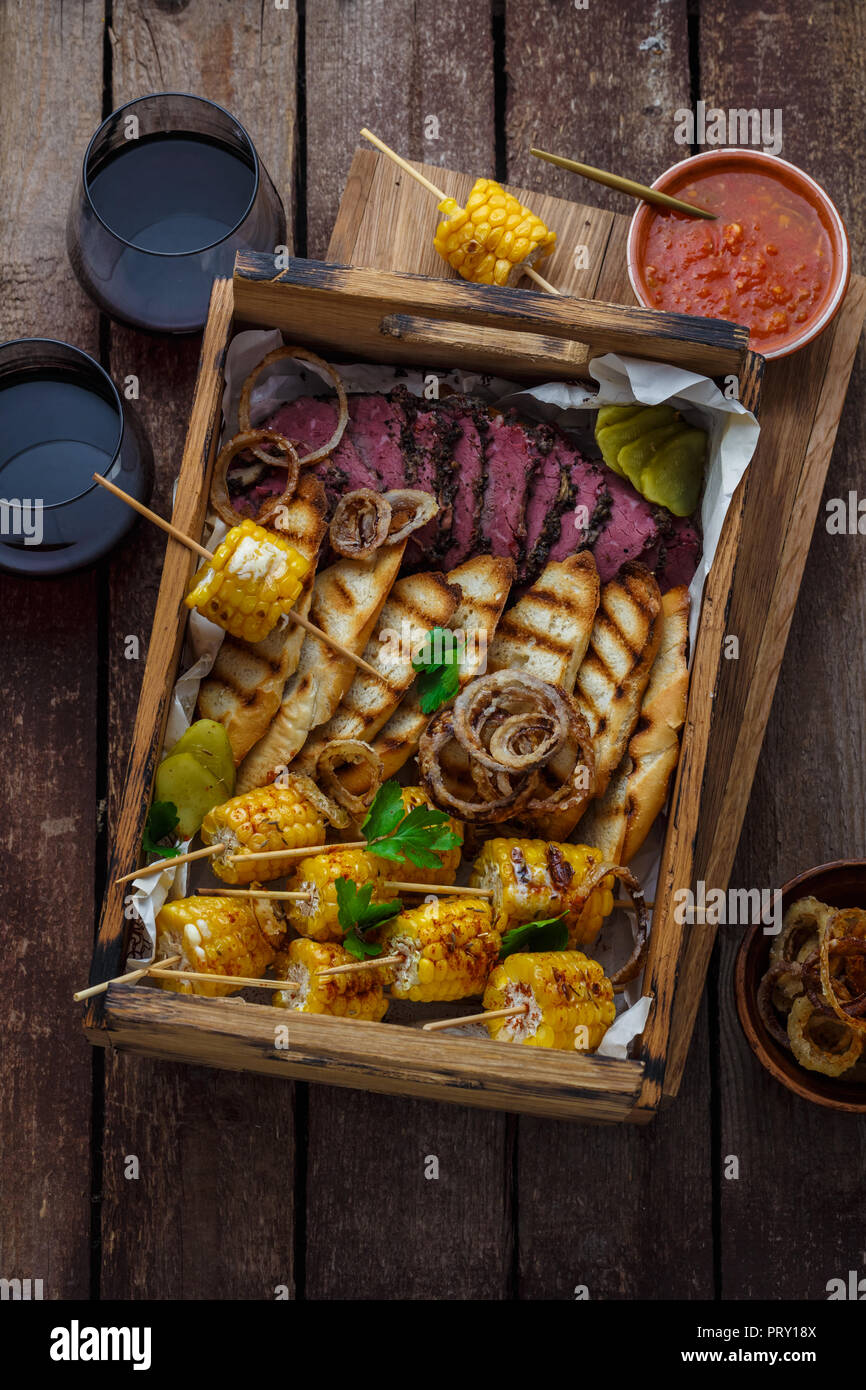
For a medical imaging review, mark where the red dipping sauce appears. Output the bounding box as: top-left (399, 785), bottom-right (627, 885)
top-left (628, 151), bottom-right (849, 358)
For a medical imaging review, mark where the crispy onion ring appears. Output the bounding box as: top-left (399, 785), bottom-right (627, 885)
top-left (329, 490), bottom-right (391, 559)
top-left (289, 772), bottom-right (350, 831)
top-left (574, 860), bottom-right (649, 992)
top-left (383, 489), bottom-right (439, 544)
top-left (315, 740), bottom-right (384, 819)
top-left (211, 429), bottom-right (300, 528)
top-left (419, 672), bottom-right (597, 823)
top-left (758, 961), bottom-right (803, 1049)
top-left (801, 938), bottom-right (866, 1021)
top-left (787, 996), bottom-right (863, 1077)
top-left (238, 345), bottom-right (348, 467)
top-left (770, 897), bottom-right (834, 969)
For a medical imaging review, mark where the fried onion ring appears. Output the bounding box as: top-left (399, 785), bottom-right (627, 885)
top-left (315, 740), bottom-right (384, 819)
top-left (573, 860), bottom-right (649, 991)
top-left (419, 710), bottom-right (536, 822)
top-left (382, 489), bottom-right (439, 544)
top-left (329, 490), bottom-right (391, 559)
top-left (787, 995), bottom-right (863, 1076)
top-left (210, 428), bottom-right (300, 528)
top-left (288, 772), bottom-right (350, 831)
top-left (238, 345), bottom-right (348, 466)
top-left (758, 961), bottom-right (803, 1048)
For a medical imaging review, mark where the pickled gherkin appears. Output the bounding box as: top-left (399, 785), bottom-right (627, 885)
top-left (593, 403), bottom-right (708, 516)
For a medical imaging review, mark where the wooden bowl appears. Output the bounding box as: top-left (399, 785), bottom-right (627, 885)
top-left (735, 859), bottom-right (866, 1112)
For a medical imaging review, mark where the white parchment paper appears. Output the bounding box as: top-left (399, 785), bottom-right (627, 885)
top-left (128, 331), bottom-right (760, 1058)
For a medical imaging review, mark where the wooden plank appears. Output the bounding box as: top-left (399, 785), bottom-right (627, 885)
top-left (99, 0), bottom-right (299, 1301)
top-left (701, 0), bottom-right (866, 1301)
top-left (305, 1), bottom-right (507, 1300)
top-left (0, 0), bottom-right (103, 1301)
top-left (305, 0), bottom-right (494, 259)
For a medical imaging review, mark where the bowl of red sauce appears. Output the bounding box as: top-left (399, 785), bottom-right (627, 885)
top-left (627, 149), bottom-right (850, 359)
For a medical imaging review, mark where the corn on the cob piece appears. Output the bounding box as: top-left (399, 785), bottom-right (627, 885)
top-left (433, 179), bottom-right (556, 287)
top-left (201, 779), bottom-right (326, 884)
top-left (470, 838), bottom-right (615, 949)
top-left (483, 950), bottom-right (615, 1049)
top-left (368, 786), bottom-right (462, 886)
top-left (271, 937), bottom-right (389, 1019)
top-left (377, 898), bottom-right (499, 1002)
top-left (155, 891), bottom-right (285, 997)
top-left (186, 517), bottom-right (310, 644)
top-left (287, 847), bottom-right (386, 941)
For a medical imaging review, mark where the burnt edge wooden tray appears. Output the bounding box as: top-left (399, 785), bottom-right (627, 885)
top-left (82, 238), bottom-right (860, 1123)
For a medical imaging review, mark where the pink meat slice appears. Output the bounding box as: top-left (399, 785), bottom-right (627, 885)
top-left (479, 414), bottom-right (535, 562)
top-left (547, 456), bottom-right (608, 564)
top-left (347, 395), bottom-right (408, 491)
top-left (589, 471), bottom-right (663, 581)
top-left (655, 515), bottom-right (702, 590)
top-left (440, 404), bottom-right (488, 570)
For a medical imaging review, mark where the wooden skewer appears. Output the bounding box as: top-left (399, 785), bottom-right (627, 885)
top-left (359, 128), bottom-right (560, 296)
top-left (227, 840), bottom-right (368, 865)
top-left (529, 147), bottom-right (717, 220)
top-left (73, 954), bottom-right (183, 1001)
top-left (382, 880), bottom-right (492, 898)
top-left (423, 1004), bottom-right (528, 1032)
top-left (317, 953), bottom-right (404, 979)
top-left (115, 842), bottom-right (222, 885)
top-left (614, 898), bottom-right (655, 911)
top-left (146, 966), bottom-right (299, 993)
top-left (91, 473), bottom-right (380, 679)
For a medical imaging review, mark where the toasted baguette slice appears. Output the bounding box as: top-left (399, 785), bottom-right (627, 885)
top-left (533, 561), bottom-right (662, 841)
top-left (235, 541), bottom-right (406, 792)
top-left (341, 555), bottom-right (516, 791)
top-left (620, 585), bottom-right (690, 864)
top-left (487, 551), bottom-right (599, 688)
top-left (572, 755), bottom-right (630, 862)
top-left (196, 475), bottom-right (327, 764)
top-left (294, 570), bottom-right (461, 776)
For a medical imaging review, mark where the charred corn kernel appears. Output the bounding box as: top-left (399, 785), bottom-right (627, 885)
top-left (378, 898), bottom-right (499, 1002)
top-left (271, 938), bottom-right (389, 1020)
top-left (287, 848), bottom-right (385, 941)
top-left (433, 180), bottom-right (556, 287)
top-left (201, 779), bottom-right (326, 884)
top-left (185, 518), bottom-right (310, 643)
top-left (155, 891), bottom-right (284, 997)
top-left (369, 786), bottom-right (462, 886)
top-left (484, 950), bottom-right (615, 1050)
top-left (470, 838), bottom-right (615, 948)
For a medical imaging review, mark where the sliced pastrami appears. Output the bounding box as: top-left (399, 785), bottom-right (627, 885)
top-left (655, 514), bottom-right (702, 590)
top-left (478, 411), bottom-right (536, 563)
top-left (264, 396), bottom-right (347, 506)
top-left (390, 385), bottom-right (460, 564)
top-left (589, 471), bottom-right (662, 582)
top-left (346, 394), bottom-right (409, 492)
top-left (545, 454), bottom-right (608, 565)
top-left (439, 397), bottom-right (490, 571)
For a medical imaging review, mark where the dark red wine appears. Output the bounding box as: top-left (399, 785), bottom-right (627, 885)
top-left (0, 368), bottom-right (118, 506)
top-left (88, 134), bottom-right (256, 254)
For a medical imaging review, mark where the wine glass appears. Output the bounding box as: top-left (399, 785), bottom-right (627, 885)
top-left (67, 92), bottom-right (286, 335)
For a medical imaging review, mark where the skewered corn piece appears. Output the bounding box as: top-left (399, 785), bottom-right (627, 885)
top-left (483, 951), bottom-right (616, 1050)
top-left (470, 839), bottom-right (615, 949)
top-left (377, 898), bottom-right (500, 1002)
top-left (287, 847), bottom-right (386, 941)
top-left (200, 779), bottom-right (326, 884)
top-left (155, 891), bottom-right (285, 997)
top-left (369, 785), bottom-right (463, 887)
top-left (186, 517), bottom-right (310, 643)
top-left (433, 178), bottom-right (556, 287)
top-left (272, 938), bottom-right (389, 1020)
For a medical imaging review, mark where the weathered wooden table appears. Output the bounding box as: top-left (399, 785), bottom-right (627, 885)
top-left (2, 0), bottom-right (864, 1300)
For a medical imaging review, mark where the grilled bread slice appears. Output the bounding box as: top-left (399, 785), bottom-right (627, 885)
top-left (235, 541), bottom-right (406, 792)
top-left (340, 555), bottom-right (516, 791)
top-left (196, 475), bottom-right (327, 764)
top-left (620, 585), bottom-right (689, 864)
top-left (533, 561), bottom-right (662, 841)
top-left (486, 550), bottom-right (600, 688)
top-left (573, 756), bottom-right (630, 863)
top-left (293, 569), bottom-right (461, 776)
top-left (575, 560), bottom-right (662, 798)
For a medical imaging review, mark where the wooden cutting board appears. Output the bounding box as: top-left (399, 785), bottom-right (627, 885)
top-left (330, 148), bottom-right (866, 1102)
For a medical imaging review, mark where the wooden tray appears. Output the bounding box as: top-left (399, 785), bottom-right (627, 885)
top-left (83, 153), bottom-right (864, 1123)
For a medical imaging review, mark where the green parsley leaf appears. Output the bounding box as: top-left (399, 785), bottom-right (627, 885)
top-left (335, 877), bottom-right (403, 961)
top-left (360, 780), bottom-right (463, 870)
top-left (142, 801), bottom-right (181, 858)
top-left (499, 914), bottom-right (569, 959)
top-left (412, 626), bottom-right (462, 714)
